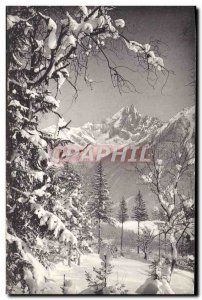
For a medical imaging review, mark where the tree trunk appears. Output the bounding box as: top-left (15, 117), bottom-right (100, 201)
top-left (104, 257), bottom-right (107, 288)
top-left (62, 274), bottom-right (66, 294)
top-left (78, 253), bottom-right (81, 265)
top-left (137, 221), bottom-right (140, 254)
top-left (170, 242), bottom-right (177, 274)
top-left (164, 232), bottom-right (167, 255)
top-left (68, 243), bottom-right (72, 267)
top-left (144, 252), bottom-right (147, 260)
top-left (98, 218), bottom-right (101, 254)
top-left (120, 221), bottom-right (124, 256)
top-left (166, 241), bottom-right (178, 283)
top-left (158, 233), bottom-right (161, 260)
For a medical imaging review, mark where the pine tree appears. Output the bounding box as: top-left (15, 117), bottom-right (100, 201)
top-left (132, 191), bottom-right (148, 254)
top-left (53, 163), bottom-right (94, 263)
top-left (117, 197), bottom-right (128, 255)
top-left (88, 161), bottom-right (113, 254)
top-left (85, 249), bottom-right (128, 294)
top-left (85, 251), bottom-right (113, 294)
top-left (68, 184), bottom-right (94, 255)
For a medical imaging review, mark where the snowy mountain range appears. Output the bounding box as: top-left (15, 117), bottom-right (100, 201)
top-left (43, 104), bottom-right (195, 156)
top-left (43, 104), bottom-right (165, 146)
top-left (43, 105), bottom-right (195, 216)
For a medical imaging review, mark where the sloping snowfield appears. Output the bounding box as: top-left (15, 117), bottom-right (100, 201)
top-left (44, 254), bottom-right (194, 295)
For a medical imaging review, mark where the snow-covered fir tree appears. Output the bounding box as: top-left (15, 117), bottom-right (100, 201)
top-left (85, 249), bottom-right (128, 294)
top-left (50, 163), bottom-right (94, 262)
top-left (132, 191), bottom-right (148, 254)
top-left (88, 161), bottom-right (113, 254)
top-left (85, 250), bottom-right (113, 294)
top-left (117, 196), bottom-right (128, 255)
top-left (61, 275), bottom-right (77, 294)
top-left (66, 184), bottom-right (94, 255)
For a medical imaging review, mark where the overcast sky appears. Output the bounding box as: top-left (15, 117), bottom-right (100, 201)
top-left (39, 6), bottom-right (196, 129)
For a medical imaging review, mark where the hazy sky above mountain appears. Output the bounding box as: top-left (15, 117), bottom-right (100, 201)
top-left (39, 6), bottom-right (196, 129)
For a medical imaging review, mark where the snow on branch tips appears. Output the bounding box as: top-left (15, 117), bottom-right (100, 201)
top-left (124, 40), bottom-right (164, 71)
top-left (38, 12), bottom-right (57, 50)
top-left (31, 203), bottom-right (77, 245)
top-left (62, 7), bottom-right (121, 40)
top-left (115, 19), bottom-right (125, 28)
top-left (7, 15), bottom-right (22, 29)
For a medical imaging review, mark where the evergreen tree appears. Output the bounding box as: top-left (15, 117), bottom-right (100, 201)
top-left (132, 191), bottom-right (148, 254)
top-left (117, 197), bottom-right (128, 255)
top-left (88, 161), bottom-right (113, 254)
top-left (85, 251), bottom-right (113, 294)
top-left (85, 249), bottom-right (128, 294)
top-left (53, 163), bottom-right (94, 263)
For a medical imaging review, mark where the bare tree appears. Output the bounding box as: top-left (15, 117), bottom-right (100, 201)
top-left (138, 128), bottom-right (195, 279)
top-left (138, 226), bottom-right (154, 260)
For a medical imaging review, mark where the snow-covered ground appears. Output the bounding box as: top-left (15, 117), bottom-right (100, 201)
top-left (44, 254), bottom-right (194, 294)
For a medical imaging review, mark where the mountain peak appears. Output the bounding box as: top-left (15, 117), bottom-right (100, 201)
top-left (129, 103), bottom-right (138, 114)
top-left (115, 104), bottom-right (139, 115)
top-left (43, 105), bottom-right (194, 147)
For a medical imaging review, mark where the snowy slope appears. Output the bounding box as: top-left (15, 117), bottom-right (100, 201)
top-left (115, 220), bottom-right (160, 235)
top-left (156, 106), bottom-right (195, 144)
top-left (43, 125), bottom-right (96, 146)
top-left (43, 253), bottom-right (194, 294)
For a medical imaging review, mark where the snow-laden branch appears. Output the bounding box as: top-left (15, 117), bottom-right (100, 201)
top-left (31, 203), bottom-right (77, 245)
